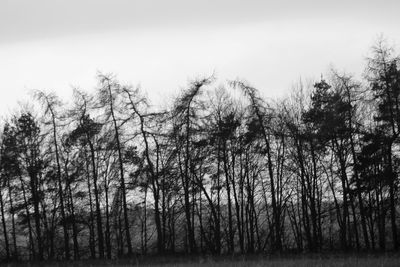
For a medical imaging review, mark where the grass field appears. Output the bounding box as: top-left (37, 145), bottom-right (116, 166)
top-left (4, 254), bottom-right (400, 266)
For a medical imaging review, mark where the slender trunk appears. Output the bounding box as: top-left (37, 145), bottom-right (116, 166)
top-left (18, 175), bottom-right (35, 259)
top-left (215, 143), bottom-right (221, 254)
top-left (0, 188), bottom-right (10, 260)
top-left (7, 176), bottom-right (17, 258)
top-left (105, 176), bottom-right (112, 259)
top-left (125, 93), bottom-right (164, 253)
top-left (309, 142), bottom-right (320, 250)
top-left (223, 142), bottom-right (234, 253)
top-left (64, 158), bottom-right (79, 259)
top-left (230, 148), bottom-right (243, 253)
top-left (342, 80), bottom-right (370, 250)
top-left (387, 146), bottom-right (398, 250)
top-left (87, 140), bottom-right (104, 258)
top-left (50, 112), bottom-right (70, 260)
top-left (30, 171), bottom-right (43, 260)
top-left (68, 182), bottom-right (79, 259)
top-left (256, 110), bottom-right (281, 251)
top-left (184, 105), bottom-right (196, 253)
top-left (108, 84), bottom-right (132, 255)
top-left (85, 151), bottom-right (96, 259)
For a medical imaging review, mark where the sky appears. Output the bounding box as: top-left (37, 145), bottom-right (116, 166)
top-left (1, 0), bottom-right (400, 115)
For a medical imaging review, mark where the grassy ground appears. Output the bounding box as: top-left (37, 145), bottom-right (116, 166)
top-left (4, 254), bottom-right (400, 267)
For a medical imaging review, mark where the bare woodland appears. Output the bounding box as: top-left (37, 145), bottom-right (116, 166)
top-left (1, 40), bottom-right (400, 261)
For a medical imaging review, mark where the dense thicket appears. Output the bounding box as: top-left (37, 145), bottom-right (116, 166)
top-left (1, 40), bottom-right (400, 261)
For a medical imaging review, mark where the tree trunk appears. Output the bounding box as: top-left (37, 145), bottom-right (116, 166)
top-left (108, 84), bottom-right (132, 255)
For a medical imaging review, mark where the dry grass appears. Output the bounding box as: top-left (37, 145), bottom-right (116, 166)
top-left (138, 256), bottom-right (400, 267)
top-left (5, 254), bottom-right (400, 267)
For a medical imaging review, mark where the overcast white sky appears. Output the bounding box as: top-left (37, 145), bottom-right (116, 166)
top-left (1, 0), bottom-right (400, 115)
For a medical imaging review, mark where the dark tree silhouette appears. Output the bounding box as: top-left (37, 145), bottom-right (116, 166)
top-left (1, 38), bottom-right (400, 263)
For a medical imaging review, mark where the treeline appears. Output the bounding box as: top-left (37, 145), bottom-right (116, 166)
top-left (1, 40), bottom-right (400, 261)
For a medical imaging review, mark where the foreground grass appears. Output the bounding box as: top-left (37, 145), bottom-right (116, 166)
top-left (5, 254), bottom-right (400, 267)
